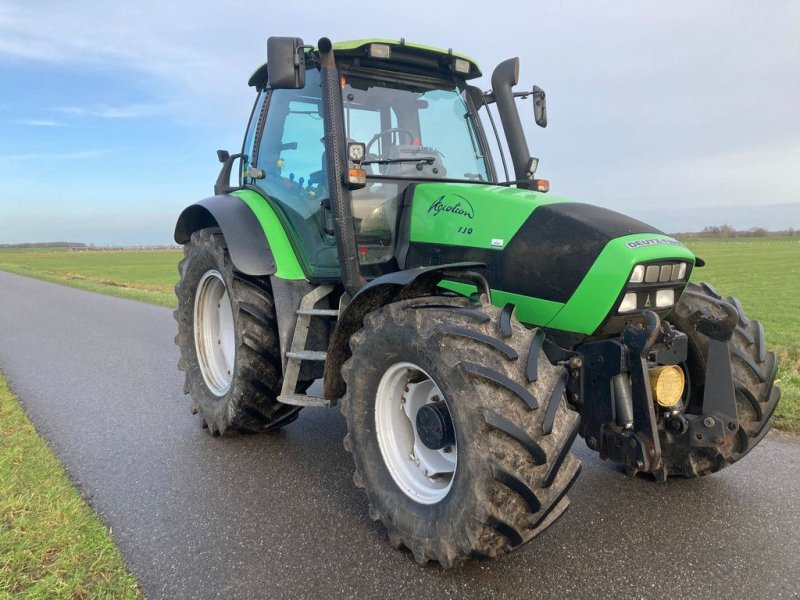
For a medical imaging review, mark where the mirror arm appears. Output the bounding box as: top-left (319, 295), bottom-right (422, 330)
top-left (214, 151), bottom-right (243, 196)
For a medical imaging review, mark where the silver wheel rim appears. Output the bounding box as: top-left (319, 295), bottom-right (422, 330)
top-left (194, 270), bottom-right (235, 396)
top-left (375, 362), bottom-right (457, 504)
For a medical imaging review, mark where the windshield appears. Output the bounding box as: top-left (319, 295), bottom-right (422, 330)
top-left (342, 72), bottom-right (490, 182)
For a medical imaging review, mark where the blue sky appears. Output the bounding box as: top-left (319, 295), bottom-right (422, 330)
top-left (1, 1), bottom-right (798, 245)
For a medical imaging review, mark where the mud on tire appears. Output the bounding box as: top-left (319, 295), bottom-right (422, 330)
top-left (340, 296), bottom-right (581, 567)
top-left (174, 227), bottom-right (301, 435)
top-left (662, 282), bottom-right (780, 477)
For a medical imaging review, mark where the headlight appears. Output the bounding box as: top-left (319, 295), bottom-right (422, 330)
top-left (619, 261), bottom-right (690, 314)
top-left (619, 292), bottom-right (638, 313)
top-left (656, 289), bottom-right (674, 308)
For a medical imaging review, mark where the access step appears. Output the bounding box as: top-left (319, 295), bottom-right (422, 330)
top-left (296, 308), bottom-right (339, 317)
top-left (277, 393), bottom-right (331, 408)
top-left (285, 350), bottom-right (327, 361)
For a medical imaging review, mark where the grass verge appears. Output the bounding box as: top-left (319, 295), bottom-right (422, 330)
top-left (0, 374), bottom-right (142, 599)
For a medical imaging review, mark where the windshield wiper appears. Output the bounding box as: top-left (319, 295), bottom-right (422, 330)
top-left (361, 157), bottom-right (437, 166)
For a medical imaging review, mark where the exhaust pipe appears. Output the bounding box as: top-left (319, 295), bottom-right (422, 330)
top-left (491, 58), bottom-right (531, 188)
top-left (318, 37), bottom-right (367, 296)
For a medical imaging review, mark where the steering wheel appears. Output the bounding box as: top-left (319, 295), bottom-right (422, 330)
top-left (365, 128), bottom-right (416, 156)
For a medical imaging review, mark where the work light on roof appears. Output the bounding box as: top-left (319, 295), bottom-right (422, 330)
top-left (368, 44), bottom-right (391, 59)
top-left (452, 58), bottom-right (470, 74)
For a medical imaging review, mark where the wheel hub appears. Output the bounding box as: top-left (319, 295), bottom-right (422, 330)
top-left (416, 401), bottom-right (456, 450)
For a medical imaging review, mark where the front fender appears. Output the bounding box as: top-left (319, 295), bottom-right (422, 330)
top-left (323, 262), bottom-right (486, 399)
top-left (174, 194), bottom-right (276, 277)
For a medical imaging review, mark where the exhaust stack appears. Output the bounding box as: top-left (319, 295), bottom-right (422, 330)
top-left (491, 58), bottom-right (531, 188)
top-left (318, 37), bottom-right (367, 296)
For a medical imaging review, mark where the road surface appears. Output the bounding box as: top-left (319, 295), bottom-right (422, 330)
top-left (1, 271), bottom-right (798, 599)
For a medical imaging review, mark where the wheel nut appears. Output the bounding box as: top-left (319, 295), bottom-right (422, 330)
top-left (703, 416), bottom-right (715, 428)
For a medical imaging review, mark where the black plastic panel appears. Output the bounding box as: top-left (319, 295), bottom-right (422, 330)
top-left (405, 202), bottom-right (663, 303)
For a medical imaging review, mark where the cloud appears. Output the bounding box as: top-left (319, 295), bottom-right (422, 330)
top-left (18, 119), bottom-right (63, 127)
top-left (0, 149), bottom-right (110, 161)
top-left (57, 103), bottom-right (178, 120)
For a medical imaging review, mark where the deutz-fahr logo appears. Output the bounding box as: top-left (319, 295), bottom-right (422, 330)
top-left (626, 237), bottom-right (682, 249)
top-left (428, 194), bottom-right (474, 219)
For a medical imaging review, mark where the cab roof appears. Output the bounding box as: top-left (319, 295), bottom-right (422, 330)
top-left (248, 38), bottom-right (481, 88)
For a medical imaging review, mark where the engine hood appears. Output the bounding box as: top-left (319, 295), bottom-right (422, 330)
top-left (400, 182), bottom-right (696, 334)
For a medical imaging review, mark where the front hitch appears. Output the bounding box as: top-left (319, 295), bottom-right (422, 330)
top-left (577, 311), bottom-right (673, 474)
top-left (575, 299), bottom-right (742, 476)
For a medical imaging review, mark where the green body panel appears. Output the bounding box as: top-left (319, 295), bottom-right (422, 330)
top-left (546, 233), bottom-right (696, 334)
top-left (409, 183), bottom-right (569, 251)
top-left (236, 182), bottom-right (695, 335)
top-left (232, 190), bottom-right (305, 280)
top-left (440, 281), bottom-right (565, 325)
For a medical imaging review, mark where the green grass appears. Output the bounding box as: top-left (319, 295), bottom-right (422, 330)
top-left (0, 248), bottom-right (181, 308)
top-left (0, 374), bottom-right (143, 599)
top-left (680, 236), bottom-right (800, 432)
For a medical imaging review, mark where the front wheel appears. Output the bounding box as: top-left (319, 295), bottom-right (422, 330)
top-left (340, 297), bottom-right (581, 567)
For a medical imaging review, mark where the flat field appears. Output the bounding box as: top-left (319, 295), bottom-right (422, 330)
top-left (0, 247), bottom-right (180, 307)
top-left (680, 237), bottom-right (799, 431)
top-left (0, 238), bottom-right (797, 430)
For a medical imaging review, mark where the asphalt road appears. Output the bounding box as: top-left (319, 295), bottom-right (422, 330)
top-left (1, 270), bottom-right (798, 599)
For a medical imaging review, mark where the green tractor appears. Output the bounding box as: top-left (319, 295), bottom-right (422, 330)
top-left (173, 37), bottom-right (780, 567)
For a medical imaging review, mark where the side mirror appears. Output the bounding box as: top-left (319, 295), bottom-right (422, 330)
top-left (532, 85), bottom-right (547, 127)
top-left (267, 37), bottom-right (305, 89)
top-left (466, 85), bottom-right (486, 110)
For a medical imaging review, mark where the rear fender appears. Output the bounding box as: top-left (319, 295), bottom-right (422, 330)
top-left (323, 262), bottom-right (486, 399)
top-left (174, 195), bottom-right (276, 276)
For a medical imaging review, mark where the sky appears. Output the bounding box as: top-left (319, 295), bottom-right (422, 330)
top-left (1, 1), bottom-right (798, 245)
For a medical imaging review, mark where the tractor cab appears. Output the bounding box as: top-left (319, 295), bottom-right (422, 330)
top-left (241, 39), bottom-right (499, 279)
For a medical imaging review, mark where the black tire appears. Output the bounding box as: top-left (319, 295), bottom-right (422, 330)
top-left (174, 227), bottom-right (301, 435)
top-left (340, 296), bottom-right (581, 567)
top-left (662, 282), bottom-right (780, 477)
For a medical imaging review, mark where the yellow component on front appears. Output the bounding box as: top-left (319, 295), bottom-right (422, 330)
top-left (648, 365), bottom-right (685, 409)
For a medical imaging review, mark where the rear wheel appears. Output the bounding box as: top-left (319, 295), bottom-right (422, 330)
top-left (174, 228), bottom-right (301, 434)
top-left (661, 282), bottom-right (780, 477)
top-left (340, 296), bottom-right (581, 567)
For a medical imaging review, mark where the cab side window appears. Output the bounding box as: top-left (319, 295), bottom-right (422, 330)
top-left (253, 68), bottom-right (339, 277)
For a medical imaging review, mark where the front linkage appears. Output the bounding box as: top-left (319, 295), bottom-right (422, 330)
top-left (571, 301), bottom-right (739, 477)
